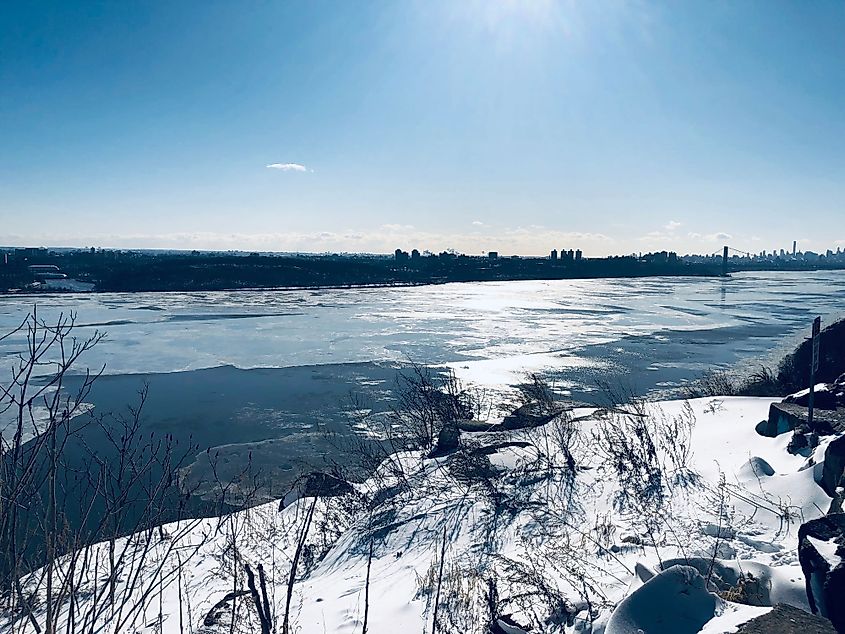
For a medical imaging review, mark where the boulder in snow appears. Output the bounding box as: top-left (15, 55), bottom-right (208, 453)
top-left (605, 565), bottom-right (721, 634)
top-left (279, 471), bottom-right (354, 510)
top-left (623, 561), bottom-right (658, 596)
top-left (658, 557), bottom-right (809, 609)
top-left (428, 423), bottom-right (461, 457)
top-left (501, 401), bottom-right (563, 430)
top-left (742, 456), bottom-right (775, 478)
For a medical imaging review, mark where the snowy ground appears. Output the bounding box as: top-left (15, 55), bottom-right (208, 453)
top-left (2, 395), bottom-right (836, 633)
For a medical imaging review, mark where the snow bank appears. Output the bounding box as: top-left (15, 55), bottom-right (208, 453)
top-left (3, 395), bottom-right (838, 634)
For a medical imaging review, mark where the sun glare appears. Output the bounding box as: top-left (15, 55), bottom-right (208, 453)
top-left (450, 0), bottom-right (567, 36)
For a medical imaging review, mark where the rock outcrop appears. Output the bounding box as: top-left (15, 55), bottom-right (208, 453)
top-left (798, 514), bottom-right (845, 632)
top-left (763, 378), bottom-right (845, 439)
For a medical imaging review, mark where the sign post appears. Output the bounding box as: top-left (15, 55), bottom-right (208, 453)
top-left (808, 316), bottom-right (821, 429)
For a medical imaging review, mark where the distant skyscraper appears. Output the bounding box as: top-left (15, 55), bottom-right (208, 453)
top-left (550, 249), bottom-right (558, 261)
top-left (793, 241), bottom-right (797, 256)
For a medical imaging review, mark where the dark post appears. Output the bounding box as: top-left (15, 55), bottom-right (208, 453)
top-left (721, 246), bottom-right (729, 277)
top-left (808, 316), bottom-right (821, 429)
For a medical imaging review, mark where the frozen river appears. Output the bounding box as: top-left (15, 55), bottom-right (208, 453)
top-left (2, 270), bottom-right (844, 498)
top-left (2, 271), bottom-right (844, 385)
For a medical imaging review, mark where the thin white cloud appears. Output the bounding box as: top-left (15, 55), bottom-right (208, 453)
top-left (266, 163), bottom-right (308, 172)
top-left (472, 220), bottom-right (485, 226)
top-left (380, 224), bottom-right (415, 232)
top-left (684, 231), bottom-right (732, 242)
top-left (635, 228), bottom-right (742, 254)
top-left (637, 221), bottom-right (684, 244)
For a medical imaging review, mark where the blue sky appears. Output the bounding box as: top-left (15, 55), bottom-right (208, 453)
top-left (2, 1), bottom-right (843, 256)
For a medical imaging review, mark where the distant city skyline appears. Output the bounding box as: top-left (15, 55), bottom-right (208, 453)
top-left (6, 240), bottom-right (844, 262)
top-left (2, 1), bottom-right (844, 256)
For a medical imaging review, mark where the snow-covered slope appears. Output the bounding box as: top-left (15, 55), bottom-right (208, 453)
top-left (2, 396), bottom-right (836, 633)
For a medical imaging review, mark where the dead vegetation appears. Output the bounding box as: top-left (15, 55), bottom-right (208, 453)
top-left (0, 312), bottom-right (815, 633)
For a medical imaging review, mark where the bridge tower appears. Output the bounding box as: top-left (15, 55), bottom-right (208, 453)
top-left (721, 245), bottom-right (729, 277)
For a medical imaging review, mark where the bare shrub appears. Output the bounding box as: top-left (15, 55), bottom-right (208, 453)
top-left (0, 310), bottom-right (256, 634)
top-left (593, 394), bottom-right (698, 564)
top-left (685, 365), bottom-right (782, 399)
top-left (390, 364), bottom-right (487, 452)
top-left (515, 373), bottom-right (557, 412)
top-left (415, 558), bottom-right (486, 634)
top-left (718, 572), bottom-right (766, 605)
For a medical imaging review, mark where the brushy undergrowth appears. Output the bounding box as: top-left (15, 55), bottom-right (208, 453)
top-left (686, 316), bottom-right (845, 398)
top-left (685, 366), bottom-right (783, 399)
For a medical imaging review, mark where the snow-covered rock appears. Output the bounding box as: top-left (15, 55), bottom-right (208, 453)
top-left (605, 565), bottom-right (722, 634)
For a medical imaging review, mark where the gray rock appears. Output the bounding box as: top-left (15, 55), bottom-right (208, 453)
top-left (798, 514), bottom-right (845, 632)
top-left (820, 436), bottom-right (845, 500)
top-left (786, 387), bottom-right (838, 410)
top-left (428, 423), bottom-right (461, 457)
top-left (278, 471), bottom-right (355, 510)
top-left (788, 427), bottom-right (820, 455)
top-left (764, 402), bottom-right (845, 438)
top-left (735, 603), bottom-right (836, 634)
top-left (501, 402), bottom-right (562, 430)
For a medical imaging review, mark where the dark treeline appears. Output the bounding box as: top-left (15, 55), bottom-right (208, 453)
top-left (3, 249), bottom-right (723, 293)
